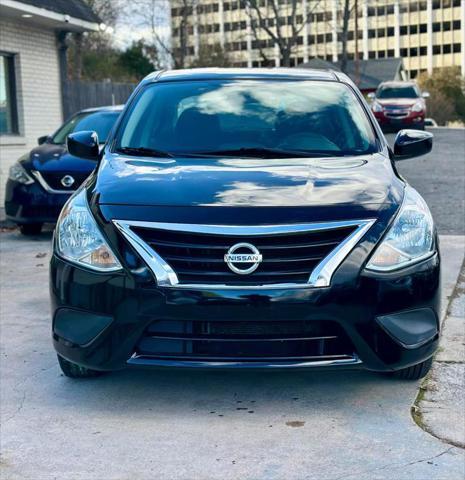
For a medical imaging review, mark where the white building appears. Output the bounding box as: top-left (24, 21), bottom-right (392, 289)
top-left (171, 0), bottom-right (465, 77)
top-left (0, 0), bottom-right (100, 206)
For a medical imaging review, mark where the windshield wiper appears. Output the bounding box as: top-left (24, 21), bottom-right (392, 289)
top-left (116, 146), bottom-right (174, 158)
top-left (181, 147), bottom-right (340, 158)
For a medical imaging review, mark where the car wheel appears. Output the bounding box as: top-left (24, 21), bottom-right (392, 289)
top-left (57, 354), bottom-right (104, 379)
top-left (393, 357), bottom-right (433, 380)
top-left (19, 223), bottom-right (43, 235)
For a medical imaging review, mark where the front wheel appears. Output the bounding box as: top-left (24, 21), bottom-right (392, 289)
top-left (393, 357), bottom-right (433, 380)
top-left (57, 355), bottom-right (104, 379)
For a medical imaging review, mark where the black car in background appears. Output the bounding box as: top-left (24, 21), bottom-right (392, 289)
top-left (51, 69), bottom-right (438, 381)
top-left (4, 105), bottom-right (123, 235)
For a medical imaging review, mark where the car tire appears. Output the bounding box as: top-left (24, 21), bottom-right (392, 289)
top-left (393, 357), bottom-right (433, 380)
top-left (19, 223), bottom-right (43, 235)
top-left (57, 354), bottom-right (104, 379)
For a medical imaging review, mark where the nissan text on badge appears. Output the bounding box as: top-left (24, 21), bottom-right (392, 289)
top-left (50, 68), bottom-right (439, 380)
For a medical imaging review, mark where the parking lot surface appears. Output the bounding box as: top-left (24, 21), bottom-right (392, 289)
top-left (386, 128), bottom-right (465, 235)
top-left (1, 128), bottom-right (464, 479)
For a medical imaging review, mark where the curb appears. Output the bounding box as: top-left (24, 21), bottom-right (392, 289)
top-left (412, 258), bottom-right (465, 449)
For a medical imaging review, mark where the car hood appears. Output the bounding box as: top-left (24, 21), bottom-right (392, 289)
top-left (376, 98), bottom-right (419, 107)
top-left (94, 152), bottom-right (404, 211)
top-left (25, 143), bottom-right (98, 173)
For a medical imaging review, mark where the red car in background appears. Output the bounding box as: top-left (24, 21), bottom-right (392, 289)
top-left (369, 81), bottom-right (429, 132)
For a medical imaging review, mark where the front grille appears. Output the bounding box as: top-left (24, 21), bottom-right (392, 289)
top-left (131, 225), bottom-right (357, 286)
top-left (40, 172), bottom-right (90, 191)
top-left (134, 319), bottom-right (356, 362)
top-left (383, 106), bottom-right (410, 118)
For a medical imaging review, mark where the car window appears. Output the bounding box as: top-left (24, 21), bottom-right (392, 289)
top-left (117, 80), bottom-right (378, 157)
top-left (376, 86), bottom-right (419, 99)
top-left (52, 111), bottom-right (120, 145)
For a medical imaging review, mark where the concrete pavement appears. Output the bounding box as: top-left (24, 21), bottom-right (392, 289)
top-left (415, 254), bottom-right (465, 449)
top-left (0, 231), bottom-right (464, 480)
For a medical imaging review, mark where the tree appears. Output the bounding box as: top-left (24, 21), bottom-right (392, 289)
top-left (68, 0), bottom-right (122, 79)
top-left (124, 0), bottom-right (195, 69)
top-left (339, 0), bottom-right (357, 74)
top-left (418, 67), bottom-right (465, 124)
top-left (189, 44), bottom-right (232, 68)
top-left (245, 0), bottom-right (323, 67)
top-left (119, 40), bottom-right (157, 78)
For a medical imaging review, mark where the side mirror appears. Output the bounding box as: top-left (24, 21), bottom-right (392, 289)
top-left (422, 91), bottom-right (430, 98)
top-left (38, 135), bottom-right (50, 145)
top-left (67, 131), bottom-right (99, 161)
top-left (367, 92), bottom-right (376, 100)
top-left (394, 129), bottom-right (433, 160)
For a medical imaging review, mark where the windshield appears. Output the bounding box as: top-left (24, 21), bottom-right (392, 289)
top-left (376, 85), bottom-right (419, 99)
top-left (116, 80), bottom-right (377, 157)
top-left (52, 111), bottom-right (120, 145)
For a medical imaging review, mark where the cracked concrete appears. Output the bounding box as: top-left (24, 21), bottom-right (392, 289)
top-left (1, 231), bottom-right (464, 480)
top-left (415, 253), bottom-right (465, 449)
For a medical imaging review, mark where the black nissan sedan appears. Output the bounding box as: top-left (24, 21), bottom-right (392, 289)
top-left (50, 69), bottom-right (439, 381)
top-left (4, 105), bottom-right (123, 235)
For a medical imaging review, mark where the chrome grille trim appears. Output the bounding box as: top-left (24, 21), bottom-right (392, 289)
top-left (113, 219), bottom-right (376, 289)
top-left (32, 170), bottom-right (75, 194)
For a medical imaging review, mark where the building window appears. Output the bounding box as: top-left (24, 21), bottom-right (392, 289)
top-left (433, 45), bottom-right (441, 54)
top-left (453, 43), bottom-right (461, 53)
top-left (443, 44), bottom-right (451, 54)
top-left (0, 54), bottom-right (18, 135)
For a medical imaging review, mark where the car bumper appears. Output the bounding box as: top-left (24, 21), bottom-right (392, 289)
top-left (373, 112), bottom-right (425, 130)
top-left (4, 179), bottom-right (71, 224)
top-left (50, 251), bottom-right (441, 373)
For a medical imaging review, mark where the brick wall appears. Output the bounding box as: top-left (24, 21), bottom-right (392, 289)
top-left (0, 19), bottom-right (63, 205)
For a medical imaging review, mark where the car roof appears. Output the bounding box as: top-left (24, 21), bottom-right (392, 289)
top-left (78, 105), bottom-right (125, 114)
top-left (144, 67), bottom-right (340, 84)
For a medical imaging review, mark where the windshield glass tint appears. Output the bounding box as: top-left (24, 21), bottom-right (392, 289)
top-left (116, 80), bottom-right (377, 156)
top-left (52, 111), bottom-right (120, 144)
top-left (377, 86), bottom-right (419, 99)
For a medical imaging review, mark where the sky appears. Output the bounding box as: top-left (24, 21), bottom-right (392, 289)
top-left (112, 0), bottom-right (171, 51)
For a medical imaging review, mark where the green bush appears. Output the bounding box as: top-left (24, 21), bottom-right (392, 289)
top-left (418, 67), bottom-right (465, 125)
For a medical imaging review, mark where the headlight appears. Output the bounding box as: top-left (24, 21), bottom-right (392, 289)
top-left (366, 187), bottom-right (434, 271)
top-left (411, 100), bottom-right (424, 112)
top-left (372, 101), bottom-right (383, 113)
top-left (56, 189), bottom-right (122, 272)
top-left (9, 162), bottom-right (34, 185)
